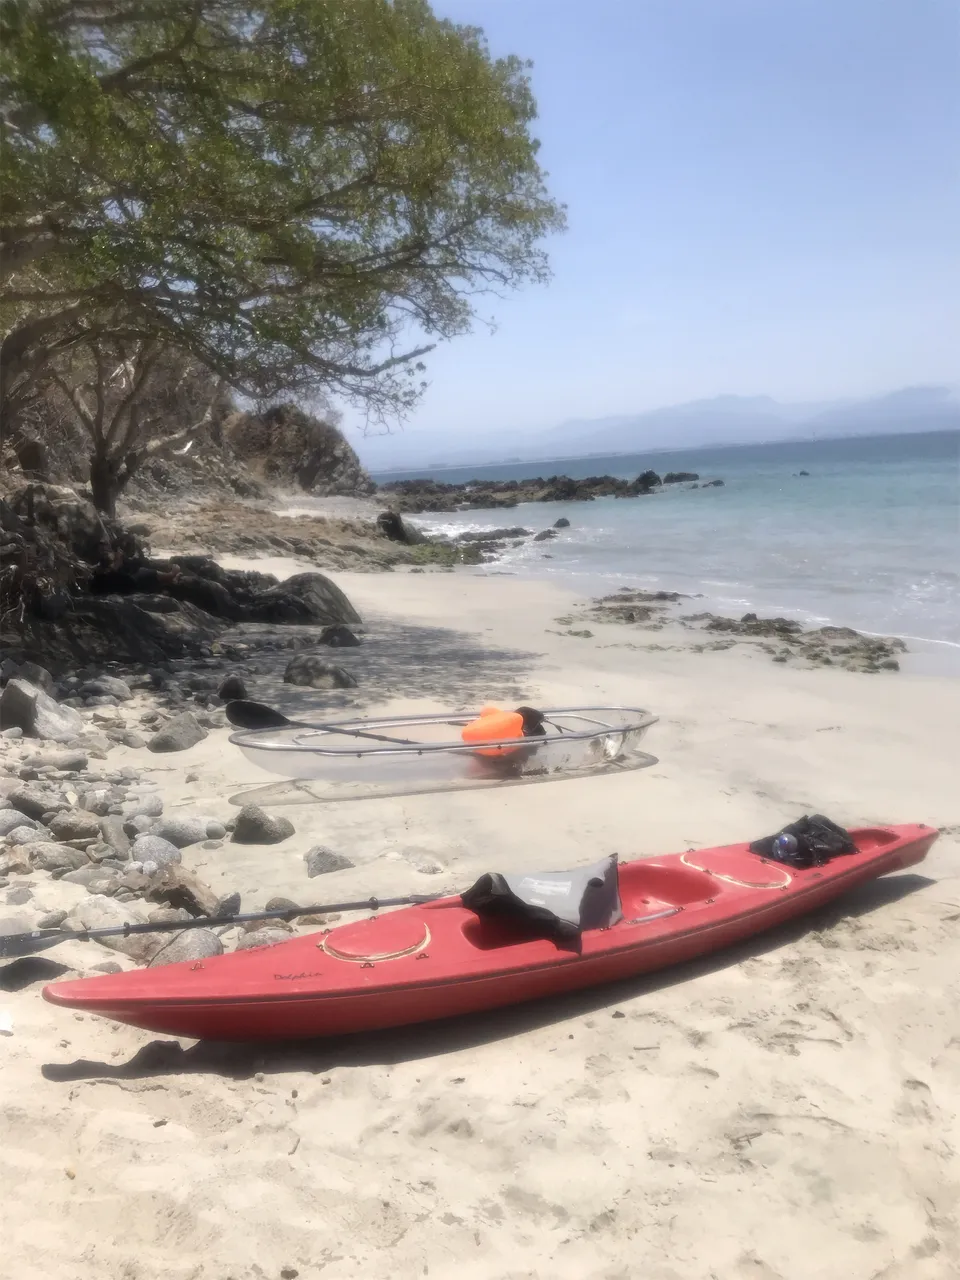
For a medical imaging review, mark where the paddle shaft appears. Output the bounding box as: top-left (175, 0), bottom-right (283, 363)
top-left (0, 893), bottom-right (446, 959)
top-left (225, 700), bottom-right (442, 746)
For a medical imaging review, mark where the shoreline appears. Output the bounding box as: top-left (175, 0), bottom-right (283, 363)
top-left (2, 558), bottom-right (959, 1278)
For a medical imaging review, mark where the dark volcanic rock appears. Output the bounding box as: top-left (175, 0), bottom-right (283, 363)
top-left (80, 676), bottom-right (133, 701)
top-left (249, 572), bottom-right (362, 626)
top-left (319, 624), bottom-right (361, 647)
top-left (701, 479), bottom-right (725, 488)
top-left (231, 805), bottom-right (295, 845)
top-left (553, 517), bottom-right (571, 529)
top-left (635, 470), bottom-right (662, 492)
top-left (147, 711), bottom-right (207, 753)
top-left (376, 510), bottom-right (426, 544)
top-left (217, 674), bottom-right (249, 702)
top-left (283, 656), bottom-right (358, 689)
top-left (532, 529), bottom-right (557, 542)
top-left (663, 472), bottom-right (699, 484)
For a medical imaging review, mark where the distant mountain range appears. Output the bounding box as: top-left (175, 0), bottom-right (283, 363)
top-left (354, 385), bottom-right (960, 472)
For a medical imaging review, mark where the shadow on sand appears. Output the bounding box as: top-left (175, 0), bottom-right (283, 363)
top-left (40, 871), bottom-right (934, 1085)
top-left (215, 614), bottom-right (542, 715)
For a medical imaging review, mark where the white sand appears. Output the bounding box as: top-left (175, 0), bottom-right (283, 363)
top-left (2, 566), bottom-right (959, 1279)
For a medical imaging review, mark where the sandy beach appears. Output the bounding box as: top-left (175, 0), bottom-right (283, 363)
top-left (2, 563), bottom-right (959, 1280)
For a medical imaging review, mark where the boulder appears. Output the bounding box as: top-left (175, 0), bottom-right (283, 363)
top-left (0, 811), bottom-right (39, 838)
top-left (249, 572), bottom-right (361, 626)
top-left (22, 750), bottom-right (88, 772)
top-left (701, 479), bottom-right (725, 488)
top-left (230, 805), bottom-right (295, 845)
top-left (14, 662), bottom-right (55, 694)
top-left (47, 810), bottom-right (102, 843)
top-left (0, 679), bottom-right (84, 742)
top-left (553, 517), bottom-right (571, 529)
top-left (662, 472), bottom-right (699, 484)
top-left (150, 815), bottom-right (219, 849)
top-left (79, 676), bottom-right (133, 701)
top-left (26, 842), bottom-right (90, 873)
top-left (131, 834), bottom-right (183, 870)
top-left (7, 786), bottom-right (64, 821)
top-left (147, 711), bottom-right (207, 753)
top-left (319, 625), bottom-right (361, 648)
top-left (634, 470), bottom-right (662, 492)
top-left (532, 529), bottom-right (557, 542)
top-left (118, 865), bottom-right (220, 917)
top-left (69, 894), bottom-right (158, 963)
top-left (283, 656), bottom-right (357, 689)
top-left (148, 928), bottom-right (223, 967)
top-left (375, 510), bottom-right (426, 545)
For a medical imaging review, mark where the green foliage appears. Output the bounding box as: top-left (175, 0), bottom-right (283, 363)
top-left (1, 0), bottom-right (564, 414)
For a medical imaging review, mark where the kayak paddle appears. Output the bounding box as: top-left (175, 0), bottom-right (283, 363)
top-left (225, 699), bottom-right (421, 745)
top-left (0, 893), bottom-right (446, 960)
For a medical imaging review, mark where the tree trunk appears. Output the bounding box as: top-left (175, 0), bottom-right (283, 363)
top-left (88, 451), bottom-right (120, 518)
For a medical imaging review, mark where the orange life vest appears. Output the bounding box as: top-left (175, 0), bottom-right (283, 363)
top-left (461, 706), bottom-right (527, 756)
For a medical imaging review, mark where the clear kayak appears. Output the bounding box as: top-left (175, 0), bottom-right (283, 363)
top-left (228, 706), bottom-right (657, 799)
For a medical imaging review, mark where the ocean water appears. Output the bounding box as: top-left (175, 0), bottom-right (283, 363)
top-left (375, 431), bottom-right (960, 665)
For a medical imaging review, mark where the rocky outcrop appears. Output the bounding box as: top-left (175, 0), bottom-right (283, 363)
top-left (226, 404), bottom-right (375, 497)
top-left (378, 470), bottom-right (722, 513)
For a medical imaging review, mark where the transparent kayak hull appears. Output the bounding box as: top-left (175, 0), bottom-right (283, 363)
top-left (228, 707), bottom-right (657, 799)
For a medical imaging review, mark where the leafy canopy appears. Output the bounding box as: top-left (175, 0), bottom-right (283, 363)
top-left (0, 0), bottom-right (564, 413)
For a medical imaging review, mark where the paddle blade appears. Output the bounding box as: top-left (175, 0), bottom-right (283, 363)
top-left (0, 930), bottom-right (67, 960)
top-left (225, 700), bottom-right (291, 730)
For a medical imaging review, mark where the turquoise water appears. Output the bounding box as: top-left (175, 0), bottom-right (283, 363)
top-left (380, 432), bottom-right (960, 658)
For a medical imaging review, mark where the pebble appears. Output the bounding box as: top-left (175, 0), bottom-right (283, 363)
top-left (215, 892), bottom-right (242, 917)
top-left (122, 814), bottom-right (157, 838)
top-left (37, 909), bottom-right (69, 929)
top-left (230, 805), bottom-right (295, 846)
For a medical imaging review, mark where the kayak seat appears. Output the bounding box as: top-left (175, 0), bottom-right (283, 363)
top-left (618, 861), bottom-right (722, 910)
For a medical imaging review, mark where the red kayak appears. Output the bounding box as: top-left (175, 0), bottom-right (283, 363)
top-left (43, 824), bottom-right (936, 1041)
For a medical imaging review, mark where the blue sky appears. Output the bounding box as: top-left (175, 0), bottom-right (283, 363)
top-left (349, 0), bottom-right (959, 443)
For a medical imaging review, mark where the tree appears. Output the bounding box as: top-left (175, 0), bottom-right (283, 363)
top-left (45, 338), bottom-right (226, 515)
top-left (1, 0), bottom-right (564, 430)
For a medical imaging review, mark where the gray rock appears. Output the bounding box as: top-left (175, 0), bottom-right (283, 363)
top-left (0, 914), bottom-right (33, 939)
top-left (553, 517), bottom-right (571, 529)
top-left (5, 885), bottom-right (33, 906)
top-left (215, 892), bottom-right (242, 917)
top-left (26, 843), bottom-right (89, 873)
top-left (7, 787), bottom-right (63, 821)
top-left (122, 814), bottom-right (157, 838)
top-left (283, 656), bottom-right (358, 689)
top-left (230, 805), bottom-right (295, 845)
top-left (131, 834), bottom-right (182, 870)
top-left (37, 909), bottom-right (69, 929)
top-left (122, 793), bottom-right (163, 818)
top-left (7, 824), bottom-right (50, 845)
top-left (90, 961), bottom-right (123, 974)
top-left (48, 810), bottom-right (103, 842)
top-left (147, 929), bottom-right (223, 967)
top-left (149, 815), bottom-right (211, 849)
top-left (122, 732), bottom-right (147, 749)
top-left (0, 727), bottom-right (24, 740)
top-left (16, 662), bottom-right (55, 695)
top-left (533, 529), bottom-right (558, 542)
top-left (70, 894), bottom-right (156, 962)
top-left (141, 861), bottom-right (159, 877)
top-left (79, 787), bottom-right (117, 816)
top-left (147, 712), bottom-right (207, 753)
top-left (236, 927), bottom-right (294, 951)
top-left (319, 624), bottom-right (361, 647)
top-left (22, 750), bottom-right (89, 772)
top-left (205, 820), bottom-right (226, 840)
top-left (217, 674), bottom-right (248, 701)
top-left (0, 679), bottom-right (84, 742)
top-left (80, 676), bottom-right (133, 701)
top-left (98, 815), bottom-right (131, 857)
top-left (304, 846), bottom-right (355, 877)
top-left (0, 810), bottom-right (38, 838)
top-left (60, 865), bottom-right (116, 888)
